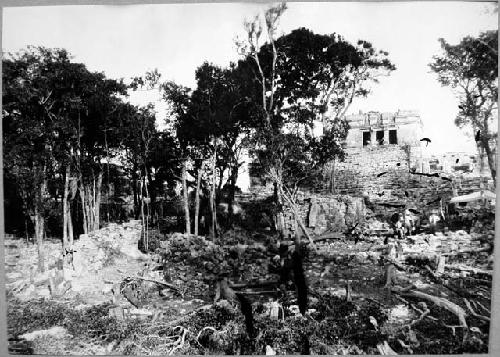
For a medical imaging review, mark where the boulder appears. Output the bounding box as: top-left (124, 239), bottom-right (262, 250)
top-left (19, 326), bottom-right (69, 341)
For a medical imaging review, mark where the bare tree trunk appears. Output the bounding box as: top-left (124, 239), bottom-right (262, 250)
top-left (89, 185), bottom-right (94, 231)
top-left (86, 185), bottom-right (94, 232)
top-left (182, 160), bottom-right (191, 235)
top-left (35, 175), bottom-right (47, 273)
top-left (277, 182), bottom-right (315, 249)
top-left (140, 178), bottom-right (146, 250)
top-left (194, 164), bottom-right (202, 236)
top-left (210, 145), bottom-right (217, 238)
top-left (68, 201), bottom-right (73, 251)
top-left (273, 182), bottom-right (285, 237)
top-left (483, 140), bottom-right (496, 185)
top-left (79, 174), bottom-right (88, 235)
top-left (329, 160), bottom-right (336, 193)
top-left (227, 163), bottom-right (238, 227)
top-left (143, 172), bottom-right (150, 251)
top-left (146, 167), bottom-right (156, 226)
top-left (63, 165), bottom-right (70, 257)
top-left (78, 172), bottom-right (103, 234)
top-left (34, 206), bottom-right (45, 273)
top-left (94, 171), bottom-right (103, 231)
top-left (132, 165), bottom-right (139, 220)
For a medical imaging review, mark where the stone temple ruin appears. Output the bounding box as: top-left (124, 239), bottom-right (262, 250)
top-left (342, 110), bottom-right (423, 149)
top-left (240, 110), bottom-right (493, 239)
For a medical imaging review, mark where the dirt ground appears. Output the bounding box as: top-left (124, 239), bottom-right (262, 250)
top-left (6, 220), bottom-right (494, 355)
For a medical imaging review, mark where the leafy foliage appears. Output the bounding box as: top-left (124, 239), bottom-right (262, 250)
top-left (429, 30), bottom-right (498, 182)
top-left (237, 12), bottom-right (395, 203)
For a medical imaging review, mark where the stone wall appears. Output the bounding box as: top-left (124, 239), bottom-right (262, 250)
top-left (283, 193), bottom-right (365, 238)
top-left (332, 145), bottom-right (422, 196)
top-left (5, 221), bottom-right (147, 302)
top-left (236, 191), bottom-right (366, 238)
top-left (332, 145), bottom-right (490, 210)
top-left (241, 144), bottom-right (492, 236)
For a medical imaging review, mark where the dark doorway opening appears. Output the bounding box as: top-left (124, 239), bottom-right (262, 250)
top-left (389, 130), bottom-right (398, 144)
top-left (363, 132), bottom-right (371, 146)
top-left (376, 130), bottom-right (385, 145)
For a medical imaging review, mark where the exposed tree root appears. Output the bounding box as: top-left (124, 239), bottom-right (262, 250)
top-left (463, 299), bottom-right (490, 322)
top-left (168, 326), bottom-right (188, 355)
top-left (124, 275), bottom-right (184, 297)
top-left (377, 341), bottom-right (398, 355)
top-left (392, 288), bottom-right (468, 327)
top-left (424, 265), bottom-right (473, 298)
top-left (407, 303), bottom-right (430, 328)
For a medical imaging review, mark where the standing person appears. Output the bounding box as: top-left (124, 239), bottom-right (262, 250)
top-left (404, 209), bottom-right (414, 236)
top-left (395, 213), bottom-right (405, 240)
top-left (429, 210), bottom-right (439, 234)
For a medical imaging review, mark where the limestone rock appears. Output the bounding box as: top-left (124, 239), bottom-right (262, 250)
top-left (20, 326), bottom-right (69, 341)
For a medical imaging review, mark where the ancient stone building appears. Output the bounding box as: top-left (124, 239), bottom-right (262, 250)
top-left (330, 110), bottom-right (428, 197)
top-left (236, 109), bottom-right (491, 238)
top-left (342, 110), bottom-right (423, 148)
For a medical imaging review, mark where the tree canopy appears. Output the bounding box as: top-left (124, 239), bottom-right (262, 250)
top-left (3, 12), bottom-right (397, 255)
top-left (430, 30), bottom-right (498, 182)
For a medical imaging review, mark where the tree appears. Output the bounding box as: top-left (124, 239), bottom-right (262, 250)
top-left (3, 46), bottom-right (128, 270)
top-left (161, 81), bottom-right (194, 234)
top-left (430, 30), bottom-right (498, 183)
top-left (3, 47), bottom-right (80, 271)
top-left (118, 103), bottom-right (158, 248)
top-left (161, 62), bottom-right (256, 236)
top-left (236, 4), bottom-right (395, 244)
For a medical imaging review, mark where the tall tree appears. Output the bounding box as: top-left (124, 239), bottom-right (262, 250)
top-left (3, 47), bottom-right (78, 270)
top-left (3, 46), bottom-right (128, 270)
top-left (162, 63), bottom-right (256, 235)
top-left (236, 4), bottom-right (395, 244)
top-left (430, 30), bottom-right (498, 183)
top-left (161, 81), bottom-right (194, 234)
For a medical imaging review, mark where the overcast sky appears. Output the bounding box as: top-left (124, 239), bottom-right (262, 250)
top-left (2, 1), bottom-right (498, 154)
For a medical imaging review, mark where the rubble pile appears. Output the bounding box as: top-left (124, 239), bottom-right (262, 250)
top-left (159, 233), bottom-right (275, 296)
top-left (72, 220), bottom-right (147, 278)
top-left (6, 221), bottom-right (147, 303)
top-left (5, 239), bottom-right (64, 300)
top-left (303, 224), bottom-right (494, 292)
top-left (305, 240), bottom-right (383, 290)
top-left (403, 230), bottom-right (493, 269)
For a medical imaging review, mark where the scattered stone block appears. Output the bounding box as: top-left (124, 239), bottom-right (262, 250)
top-left (20, 326), bottom-right (69, 341)
top-left (109, 306), bottom-right (126, 321)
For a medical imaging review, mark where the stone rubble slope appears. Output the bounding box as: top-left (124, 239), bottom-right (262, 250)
top-left (5, 220), bottom-right (148, 304)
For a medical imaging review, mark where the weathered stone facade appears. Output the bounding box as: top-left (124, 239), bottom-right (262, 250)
top-left (285, 193), bottom-right (366, 237)
top-left (236, 190), bottom-right (366, 238)
top-left (341, 110), bottom-right (424, 148)
top-left (242, 109), bottom-right (493, 237)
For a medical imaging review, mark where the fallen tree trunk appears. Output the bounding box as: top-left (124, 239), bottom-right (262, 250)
top-left (394, 289), bottom-right (468, 327)
top-left (442, 246), bottom-right (490, 256)
top-left (127, 276), bottom-right (183, 295)
top-left (377, 341), bottom-right (398, 355)
top-left (445, 264), bottom-right (493, 277)
top-left (164, 304), bottom-right (213, 328)
top-left (313, 236), bottom-right (344, 244)
top-left (424, 265), bottom-right (473, 298)
top-left (230, 280), bottom-right (281, 289)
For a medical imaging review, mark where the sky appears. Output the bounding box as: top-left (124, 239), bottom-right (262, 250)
top-left (2, 1), bottom-right (498, 154)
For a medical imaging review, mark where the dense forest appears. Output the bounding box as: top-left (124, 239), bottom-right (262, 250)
top-left (3, 4), bottom-right (395, 266)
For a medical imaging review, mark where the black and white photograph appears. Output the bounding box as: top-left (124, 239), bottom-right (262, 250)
top-left (1, 1), bottom-right (498, 355)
